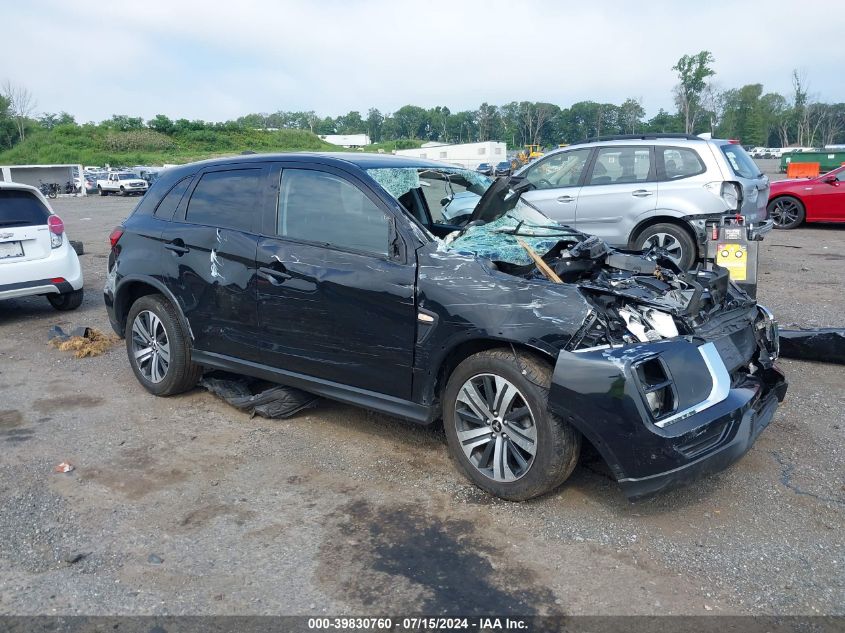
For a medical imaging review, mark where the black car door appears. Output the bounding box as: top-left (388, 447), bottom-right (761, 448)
top-left (161, 163), bottom-right (270, 362)
top-left (256, 162), bottom-right (417, 400)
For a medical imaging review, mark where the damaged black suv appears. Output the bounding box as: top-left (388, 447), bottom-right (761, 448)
top-left (105, 153), bottom-right (786, 501)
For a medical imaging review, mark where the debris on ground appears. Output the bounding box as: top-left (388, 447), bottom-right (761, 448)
top-left (54, 461), bottom-right (74, 473)
top-left (148, 553), bottom-right (163, 565)
top-left (779, 328), bottom-right (845, 364)
top-left (200, 372), bottom-right (318, 419)
top-left (48, 326), bottom-right (120, 358)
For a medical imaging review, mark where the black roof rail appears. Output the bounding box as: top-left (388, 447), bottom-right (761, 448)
top-left (574, 133), bottom-right (704, 144)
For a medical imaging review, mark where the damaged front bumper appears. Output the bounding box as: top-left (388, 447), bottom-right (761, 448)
top-left (548, 332), bottom-right (787, 500)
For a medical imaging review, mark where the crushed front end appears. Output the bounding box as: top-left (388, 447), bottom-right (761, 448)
top-left (546, 249), bottom-right (787, 500)
top-left (445, 203), bottom-right (788, 499)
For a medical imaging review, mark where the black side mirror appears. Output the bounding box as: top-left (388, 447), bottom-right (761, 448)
top-left (822, 175), bottom-right (838, 185)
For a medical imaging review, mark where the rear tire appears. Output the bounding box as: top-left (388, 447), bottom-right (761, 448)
top-left (70, 240), bottom-right (84, 256)
top-left (443, 348), bottom-right (581, 501)
top-left (633, 223), bottom-right (697, 271)
top-left (98, 186), bottom-right (107, 196)
top-left (125, 294), bottom-right (202, 396)
top-left (768, 196), bottom-right (805, 229)
top-left (48, 288), bottom-right (83, 311)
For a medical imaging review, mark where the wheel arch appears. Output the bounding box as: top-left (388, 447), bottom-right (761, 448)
top-left (113, 276), bottom-right (193, 341)
top-left (628, 215), bottom-right (698, 248)
top-left (425, 337), bottom-right (557, 411)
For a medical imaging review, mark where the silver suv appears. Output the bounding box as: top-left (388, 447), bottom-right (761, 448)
top-left (512, 134), bottom-right (771, 269)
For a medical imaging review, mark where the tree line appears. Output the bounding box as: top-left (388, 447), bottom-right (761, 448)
top-left (2, 52), bottom-right (843, 155)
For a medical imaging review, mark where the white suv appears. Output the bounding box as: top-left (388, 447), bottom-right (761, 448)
top-left (0, 182), bottom-right (84, 310)
top-left (509, 134), bottom-right (772, 270)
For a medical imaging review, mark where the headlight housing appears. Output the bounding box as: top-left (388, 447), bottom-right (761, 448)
top-left (635, 357), bottom-right (677, 420)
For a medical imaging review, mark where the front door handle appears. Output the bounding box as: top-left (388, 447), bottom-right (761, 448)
top-left (557, 195), bottom-right (575, 203)
top-left (632, 189), bottom-right (654, 198)
top-left (257, 266), bottom-right (292, 285)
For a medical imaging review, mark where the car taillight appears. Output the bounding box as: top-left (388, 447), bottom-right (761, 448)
top-left (48, 215), bottom-right (64, 249)
top-left (109, 227), bottom-right (124, 249)
top-left (48, 215), bottom-right (64, 234)
top-left (728, 139), bottom-right (741, 144)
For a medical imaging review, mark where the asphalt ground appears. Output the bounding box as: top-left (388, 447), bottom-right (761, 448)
top-left (0, 172), bottom-right (842, 617)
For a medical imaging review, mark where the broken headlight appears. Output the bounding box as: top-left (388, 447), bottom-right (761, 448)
top-left (635, 357), bottom-right (677, 420)
top-left (755, 304), bottom-right (779, 360)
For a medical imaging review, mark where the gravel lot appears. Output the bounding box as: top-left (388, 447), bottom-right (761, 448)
top-left (0, 173), bottom-right (843, 617)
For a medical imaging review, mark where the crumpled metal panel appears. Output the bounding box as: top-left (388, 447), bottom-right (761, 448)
top-left (779, 329), bottom-right (845, 364)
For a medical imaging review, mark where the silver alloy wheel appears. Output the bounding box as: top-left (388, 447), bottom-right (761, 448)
top-left (454, 373), bottom-right (537, 482)
top-left (770, 198), bottom-right (801, 227)
top-left (642, 232), bottom-right (683, 265)
top-left (131, 310), bottom-right (170, 383)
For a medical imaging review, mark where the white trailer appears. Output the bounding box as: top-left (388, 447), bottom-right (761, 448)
top-left (394, 141), bottom-right (507, 169)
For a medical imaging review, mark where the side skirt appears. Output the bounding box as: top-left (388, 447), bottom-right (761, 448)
top-left (191, 350), bottom-right (435, 425)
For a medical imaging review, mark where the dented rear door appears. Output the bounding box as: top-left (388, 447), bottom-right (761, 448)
top-left (161, 163), bottom-right (270, 362)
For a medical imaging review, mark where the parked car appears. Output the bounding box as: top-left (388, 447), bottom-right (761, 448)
top-left (767, 165), bottom-right (845, 229)
top-left (0, 182), bottom-right (84, 310)
top-left (506, 134), bottom-right (772, 270)
top-left (494, 161), bottom-right (511, 177)
top-left (97, 172), bottom-right (149, 196)
top-left (105, 153), bottom-right (786, 501)
top-left (476, 162), bottom-right (493, 176)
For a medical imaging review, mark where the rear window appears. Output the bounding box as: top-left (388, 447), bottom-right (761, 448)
top-left (720, 144), bottom-right (761, 179)
top-left (0, 190), bottom-right (50, 227)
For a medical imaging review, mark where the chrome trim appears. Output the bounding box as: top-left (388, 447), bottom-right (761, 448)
top-left (654, 342), bottom-right (730, 428)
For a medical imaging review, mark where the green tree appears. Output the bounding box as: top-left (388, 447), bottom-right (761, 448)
top-left (148, 114), bottom-right (175, 135)
top-left (393, 105), bottom-right (429, 139)
top-left (672, 51), bottom-right (716, 133)
top-left (366, 108), bottom-right (384, 142)
top-left (619, 98), bottom-right (645, 134)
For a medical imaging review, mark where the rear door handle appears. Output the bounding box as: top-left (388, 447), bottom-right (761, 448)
top-left (165, 241), bottom-right (190, 255)
top-left (557, 195), bottom-right (575, 203)
top-left (257, 266), bottom-right (292, 285)
top-left (632, 190), bottom-right (654, 198)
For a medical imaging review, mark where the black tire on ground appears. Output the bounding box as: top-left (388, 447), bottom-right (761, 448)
top-left (98, 186), bottom-right (107, 196)
top-left (632, 223), bottom-right (697, 271)
top-left (768, 196), bottom-right (805, 230)
top-left (125, 294), bottom-right (202, 396)
top-left (443, 348), bottom-right (581, 501)
top-left (119, 186), bottom-right (125, 196)
top-left (47, 288), bottom-right (83, 311)
top-left (70, 240), bottom-right (84, 256)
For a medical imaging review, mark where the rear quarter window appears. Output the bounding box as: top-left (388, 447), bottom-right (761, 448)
top-left (0, 190), bottom-right (50, 227)
top-left (154, 177), bottom-right (193, 219)
top-left (720, 144), bottom-right (760, 179)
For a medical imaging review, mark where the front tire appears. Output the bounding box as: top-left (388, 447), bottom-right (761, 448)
top-left (125, 294), bottom-right (202, 396)
top-left (633, 223), bottom-right (697, 271)
top-left (768, 196), bottom-right (805, 229)
top-left (47, 288), bottom-right (83, 311)
top-left (443, 349), bottom-right (581, 501)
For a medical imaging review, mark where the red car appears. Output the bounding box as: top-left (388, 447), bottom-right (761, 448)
top-left (767, 165), bottom-right (845, 229)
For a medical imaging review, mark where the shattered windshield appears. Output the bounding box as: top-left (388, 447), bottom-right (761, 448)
top-left (367, 167), bottom-right (493, 223)
top-left (446, 199), bottom-right (583, 266)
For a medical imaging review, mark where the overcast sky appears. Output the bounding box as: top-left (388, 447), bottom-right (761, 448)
top-left (2, 0), bottom-right (843, 123)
